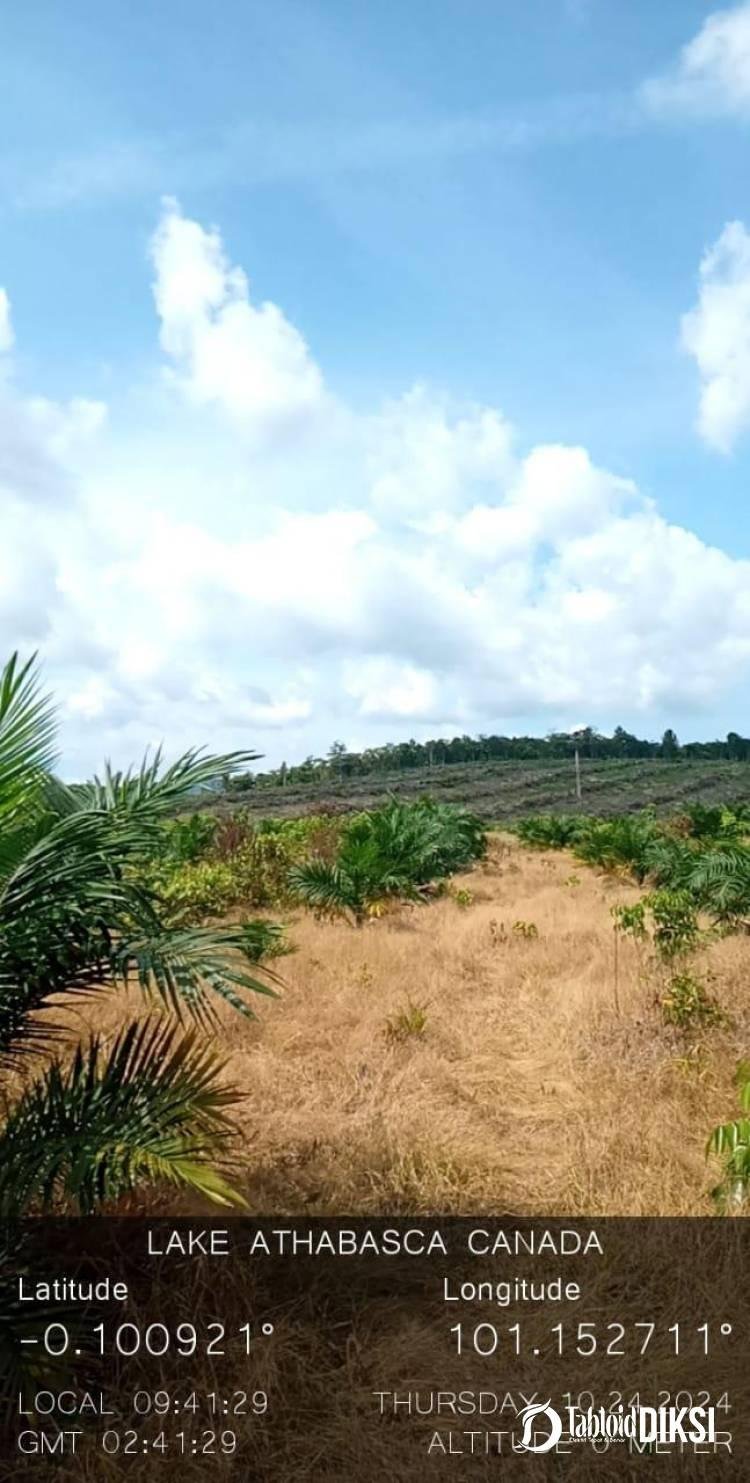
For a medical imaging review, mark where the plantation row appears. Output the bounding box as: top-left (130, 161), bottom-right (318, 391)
top-left (514, 803), bottom-right (750, 926)
top-left (215, 756), bottom-right (750, 826)
top-left (513, 803), bottom-right (750, 1208)
top-left (231, 723), bottom-right (750, 793)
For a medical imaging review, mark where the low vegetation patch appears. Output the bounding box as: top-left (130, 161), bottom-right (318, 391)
top-left (385, 1000), bottom-right (430, 1044)
top-left (512, 919), bottom-right (539, 940)
top-left (140, 798), bottom-right (487, 931)
top-left (515, 803), bottom-right (750, 926)
top-left (517, 802), bottom-right (750, 1207)
top-left (660, 972), bottom-right (726, 1032)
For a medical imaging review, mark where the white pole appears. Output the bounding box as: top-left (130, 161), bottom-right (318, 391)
top-left (574, 746), bottom-right (582, 802)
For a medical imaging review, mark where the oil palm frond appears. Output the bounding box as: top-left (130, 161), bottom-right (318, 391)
top-left (0, 1019), bottom-right (246, 1216)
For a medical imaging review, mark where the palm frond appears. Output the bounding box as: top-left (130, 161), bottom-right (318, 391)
top-left (0, 653), bottom-right (57, 832)
top-left (684, 847), bottom-right (750, 921)
top-left (72, 748), bottom-right (261, 823)
top-left (115, 924), bottom-right (281, 1023)
top-left (0, 811), bottom-right (145, 1055)
top-left (0, 805), bottom-right (279, 1057)
top-left (0, 1020), bottom-right (247, 1215)
top-left (288, 858), bottom-right (364, 922)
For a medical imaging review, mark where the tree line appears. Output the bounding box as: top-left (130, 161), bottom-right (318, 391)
top-left (228, 726), bottom-right (750, 792)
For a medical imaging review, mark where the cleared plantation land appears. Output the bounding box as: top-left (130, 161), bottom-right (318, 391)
top-left (45, 831), bottom-right (749, 1217)
top-left (218, 757), bottom-right (750, 824)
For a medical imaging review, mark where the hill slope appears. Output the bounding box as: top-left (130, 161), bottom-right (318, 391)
top-left (216, 757), bottom-right (750, 823)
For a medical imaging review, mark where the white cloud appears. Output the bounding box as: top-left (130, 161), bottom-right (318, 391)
top-left (368, 386), bottom-right (513, 518)
top-left (1, 201), bottom-right (750, 775)
top-left (0, 289), bottom-right (13, 353)
top-left (344, 658), bottom-right (439, 719)
top-left (681, 220), bottom-right (750, 452)
top-left (642, 3), bottom-right (750, 117)
top-left (0, 289), bottom-right (106, 505)
top-left (507, 444), bottom-right (638, 533)
top-left (151, 198), bottom-right (326, 436)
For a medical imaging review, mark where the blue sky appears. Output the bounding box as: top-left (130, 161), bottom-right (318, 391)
top-left (2, 1), bottom-right (750, 774)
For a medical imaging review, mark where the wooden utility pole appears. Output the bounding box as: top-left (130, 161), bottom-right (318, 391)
top-left (574, 746), bottom-right (582, 802)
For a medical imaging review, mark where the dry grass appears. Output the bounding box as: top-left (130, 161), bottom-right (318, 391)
top-left (36, 833), bottom-right (750, 1218)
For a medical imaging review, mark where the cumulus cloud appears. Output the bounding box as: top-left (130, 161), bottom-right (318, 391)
top-left (1, 200), bottom-right (750, 775)
top-left (681, 220), bottom-right (750, 452)
top-left (150, 198), bottom-right (326, 436)
top-left (0, 287), bottom-right (108, 670)
top-left (642, 3), bottom-right (750, 117)
top-left (367, 386), bottom-right (514, 519)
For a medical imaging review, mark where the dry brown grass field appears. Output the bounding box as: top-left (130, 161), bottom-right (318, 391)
top-left (26, 832), bottom-right (750, 1218)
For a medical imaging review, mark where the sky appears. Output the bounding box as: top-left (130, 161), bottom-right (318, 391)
top-left (3, 1), bottom-right (750, 776)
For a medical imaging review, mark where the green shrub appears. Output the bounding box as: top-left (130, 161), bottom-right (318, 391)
top-left (230, 832), bottom-right (301, 907)
top-left (158, 812), bottom-right (218, 863)
top-left (147, 859), bottom-right (237, 919)
top-left (661, 973), bottom-right (725, 1031)
top-left (646, 889), bottom-right (701, 961)
top-left (612, 890), bottom-right (701, 963)
top-left (611, 901), bottom-right (647, 941)
top-left (681, 803), bottom-right (745, 842)
top-left (144, 818), bottom-right (318, 921)
top-left (252, 812), bottom-right (346, 861)
top-left (452, 887), bottom-right (474, 909)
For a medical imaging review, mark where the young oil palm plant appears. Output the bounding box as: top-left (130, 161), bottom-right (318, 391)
top-left (288, 797), bottom-right (486, 925)
top-left (0, 653), bottom-right (279, 1215)
top-left (683, 846), bottom-right (750, 928)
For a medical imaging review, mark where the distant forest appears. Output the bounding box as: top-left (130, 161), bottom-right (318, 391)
top-left (232, 725), bottom-right (750, 792)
